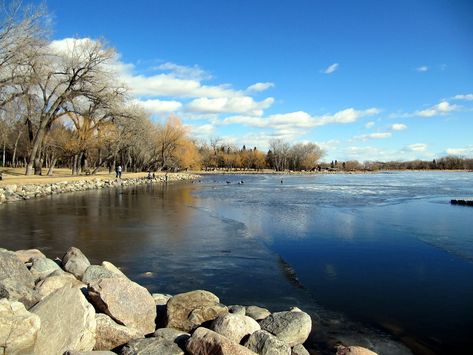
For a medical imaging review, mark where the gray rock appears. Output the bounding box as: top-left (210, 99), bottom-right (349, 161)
top-left (259, 310), bottom-right (312, 347)
top-left (153, 327), bottom-right (190, 348)
top-left (336, 345), bottom-right (378, 355)
top-left (15, 249), bottom-right (46, 263)
top-left (62, 247), bottom-right (91, 278)
top-left (165, 290), bottom-right (228, 332)
top-left (101, 261), bottom-right (127, 277)
top-left (29, 257), bottom-right (62, 281)
top-left (82, 265), bottom-right (121, 283)
top-left (0, 279), bottom-right (40, 309)
top-left (88, 278), bottom-right (156, 335)
top-left (0, 298), bottom-right (41, 354)
top-left (35, 273), bottom-right (84, 299)
top-left (120, 337), bottom-right (184, 355)
top-left (229, 305), bottom-right (246, 315)
top-left (94, 313), bottom-right (142, 351)
top-left (211, 313), bottom-right (261, 343)
top-left (244, 330), bottom-right (291, 355)
top-left (245, 305), bottom-right (271, 321)
top-left (186, 327), bottom-right (257, 355)
top-left (31, 285), bottom-right (96, 354)
top-left (0, 248), bottom-right (35, 289)
top-left (65, 352), bottom-right (116, 355)
top-left (292, 344), bottom-right (310, 355)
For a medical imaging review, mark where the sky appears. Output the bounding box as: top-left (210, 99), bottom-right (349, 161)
top-left (37, 0), bottom-right (473, 161)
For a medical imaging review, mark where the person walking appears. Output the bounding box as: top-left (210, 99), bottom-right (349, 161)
top-left (116, 164), bottom-right (122, 178)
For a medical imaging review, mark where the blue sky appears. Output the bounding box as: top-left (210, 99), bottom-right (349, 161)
top-left (41, 0), bottom-right (473, 161)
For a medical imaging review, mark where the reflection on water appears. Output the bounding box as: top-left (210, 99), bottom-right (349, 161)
top-left (1, 173), bottom-right (473, 354)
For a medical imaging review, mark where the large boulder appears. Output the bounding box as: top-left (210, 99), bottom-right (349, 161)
top-left (336, 345), bottom-right (378, 355)
top-left (120, 337), bottom-right (185, 355)
top-left (65, 352), bottom-right (116, 355)
top-left (244, 330), bottom-right (291, 355)
top-left (29, 257), bottom-right (62, 281)
top-left (15, 249), bottom-right (46, 263)
top-left (228, 305), bottom-right (246, 316)
top-left (211, 313), bottom-right (260, 343)
top-left (0, 248), bottom-right (39, 308)
top-left (165, 290), bottom-right (228, 332)
top-left (101, 261), bottom-right (127, 277)
top-left (245, 306), bottom-right (271, 321)
top-left (186, 327), bottom-right (257, 355)
top-left (88, 278), bottom-right (156, 335)
top-left (35, 272), bottom-right (84, 299)
top-left (31, 285), bottom-right (96, 354)
top-left (153, 327), bottom-right (190, 349)
top-left (292, 344), bottom-right (310, 355)
top-left (94, 313), bottom-right (142, 351)
top-left (259, 310), bottom-right (312, 347)
top-left (0, 298), bottom-right (41, 354)
top-left (62, 247), bottom-right (91, 278)
top-left (82, 265), bottom-right (122, 284)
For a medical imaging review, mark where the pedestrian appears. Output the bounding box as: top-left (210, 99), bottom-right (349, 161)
top-left (117, 164), bottom-right (122, 178)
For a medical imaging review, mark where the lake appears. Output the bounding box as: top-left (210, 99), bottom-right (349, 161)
top-left (1, 172), bottom-right (472, 354)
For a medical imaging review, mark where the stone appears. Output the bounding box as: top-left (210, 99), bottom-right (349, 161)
top-left (165, 290), bottom-right (228, 332)
top-left (82, 265), bottom-right (121, 283)
top-left (88, 277), bottom-right (156, 335)
top-left (186, 327), bottom-right (257, 355)
top-left (0, 248), bottom-right (35, 289)
top-left (336, 345), bottom-right (378, 355)
top-left (15, 249), bottom-right (46, 263)
top-left (259, 310), bottom-right (312, 347)
top-left (0, 279), bottom-right (40, 309)
top-left (0, 298), bottom-right (41, 354)
top-left (31, 285), bottom-right (96, 354)
top-left (245, 305), bottom-right (271, 321)
top-left (153, 327), bottom-right (190, 348)
top-left (244, 330), bottom-right (291, 355)
top-left (29, 257), bottom-right (62, 281)
top-left (228, 305), bottom-right (246, 315)
top-left (62, 246), bottom-right (91, 278)
top-left (211, 313), bottom-right (260, 343)
top-left (94, 313), bottom-right (142, 351)
top-left (65, 352), bottom-right (116, 355)
top-left (152, 293), bottom-right (172, 306)
top-left (101, 261), bottom-right (127, 277)
top-left (120, 337), bottom-right (184, 355)
top-left (35, 273), bottom-right (85, 299)
top-left (292, 344), bottom-right (310, 355)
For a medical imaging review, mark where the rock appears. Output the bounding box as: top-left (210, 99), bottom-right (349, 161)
top-left (65, 352), bottom-right (116, 355)
top-left (153, 328), bottom-right (190, 349)
top-left (244, 330), bottom-right (291, 355)
top-left (211, 313), bottom-right (260, 343)
top-left (245, 305), bottom-right (271, 321)
top-left (0, 248), bottom-right (35, 289)
top-left (94, 313), bottom-right (142, 351)
top-left (0, 279), bottom-right (40, 309)
top-left (165, 290), bottom-right (228, 332)
top-left (29, 257), bottom-right (62, 281)
top-left (62, 247), bottom-right (91, 278)
top-left (31, 285), bottom-right (96, 354)
top-left (82, 265), bottom-right (121, 283)
top-left (292, 344), bottom-right (310, 355)
top-left (35, 273), bottom-right (84, 299)
top-left (15, 249), bottom-right (46, 263)
top-left (152, 293), bottom-right (172, 306)
top-left (259, 310), bottom-right (312, 347)
top-left (0, 298), bottom-right (41, 354)
top-left (336, 345), bottom-right (378, 355)
top-left (228, 305), bottom-right (246, 315)
top-left (101, 261), bottom-right (127, 277)
top-left (88, 278), bottom-right (156, 335)
top-left (120, 337), bottom-right (185, 355)
top-left (186, 327), bottom-right (257, 355)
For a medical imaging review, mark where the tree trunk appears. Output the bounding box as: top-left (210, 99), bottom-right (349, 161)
top-left (72, 154), bottom-right (79, 175)
top-left (47, 156), bottom-right (57, 176)
top-left (25, 121), bottom-right (47, 175)
top-left (2, 142), bottom-right (5, 167)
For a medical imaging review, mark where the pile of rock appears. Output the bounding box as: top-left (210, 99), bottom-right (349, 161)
top-left (0, 246), bottom-right (377, 355)
top-left (0, 173), bottom-right (196, 204)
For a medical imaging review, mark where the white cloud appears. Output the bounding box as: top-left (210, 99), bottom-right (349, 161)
top-left (406, 143), bottom-right (427, 152)
top-left (323, 63), bottom-right (339, 74)
top-left (154, 62), bottom-right (211, 81)
top-left (416, 101), bottom-right (457, 117)
top-left (416, 66), bottom-right (429, 72)
top-left (390, 123), bottom-right (407, 131)
top-left (314, 108), bottom-right (380, 126)
top-left (186, 96), bottom-right (274, 116)
top-left (246, 82), bottom-right (275, 93)
top-left (353, 132), bottom-right (392, 141)
top-left (446, 145), bottom-right (473, 156)
top-left (186, 123), bottom-right (216, 138)
top-left (136, 99), bottom-right (182, 114)
top-left (452, 93), bottom-right (473, 101)
top-left (364, 121), bottom-right (375, 129)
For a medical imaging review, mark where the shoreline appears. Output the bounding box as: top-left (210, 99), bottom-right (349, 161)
top-left (0, 172), bottom-right (198, 205)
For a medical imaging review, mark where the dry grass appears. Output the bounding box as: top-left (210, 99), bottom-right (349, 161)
top-left (0, 167), bottom-right (154, 186)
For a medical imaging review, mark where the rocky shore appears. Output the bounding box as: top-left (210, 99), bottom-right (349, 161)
top-left (0, 246), bottom-right (377, 355)
top-left (0, 173), bottom-right (197, 204)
